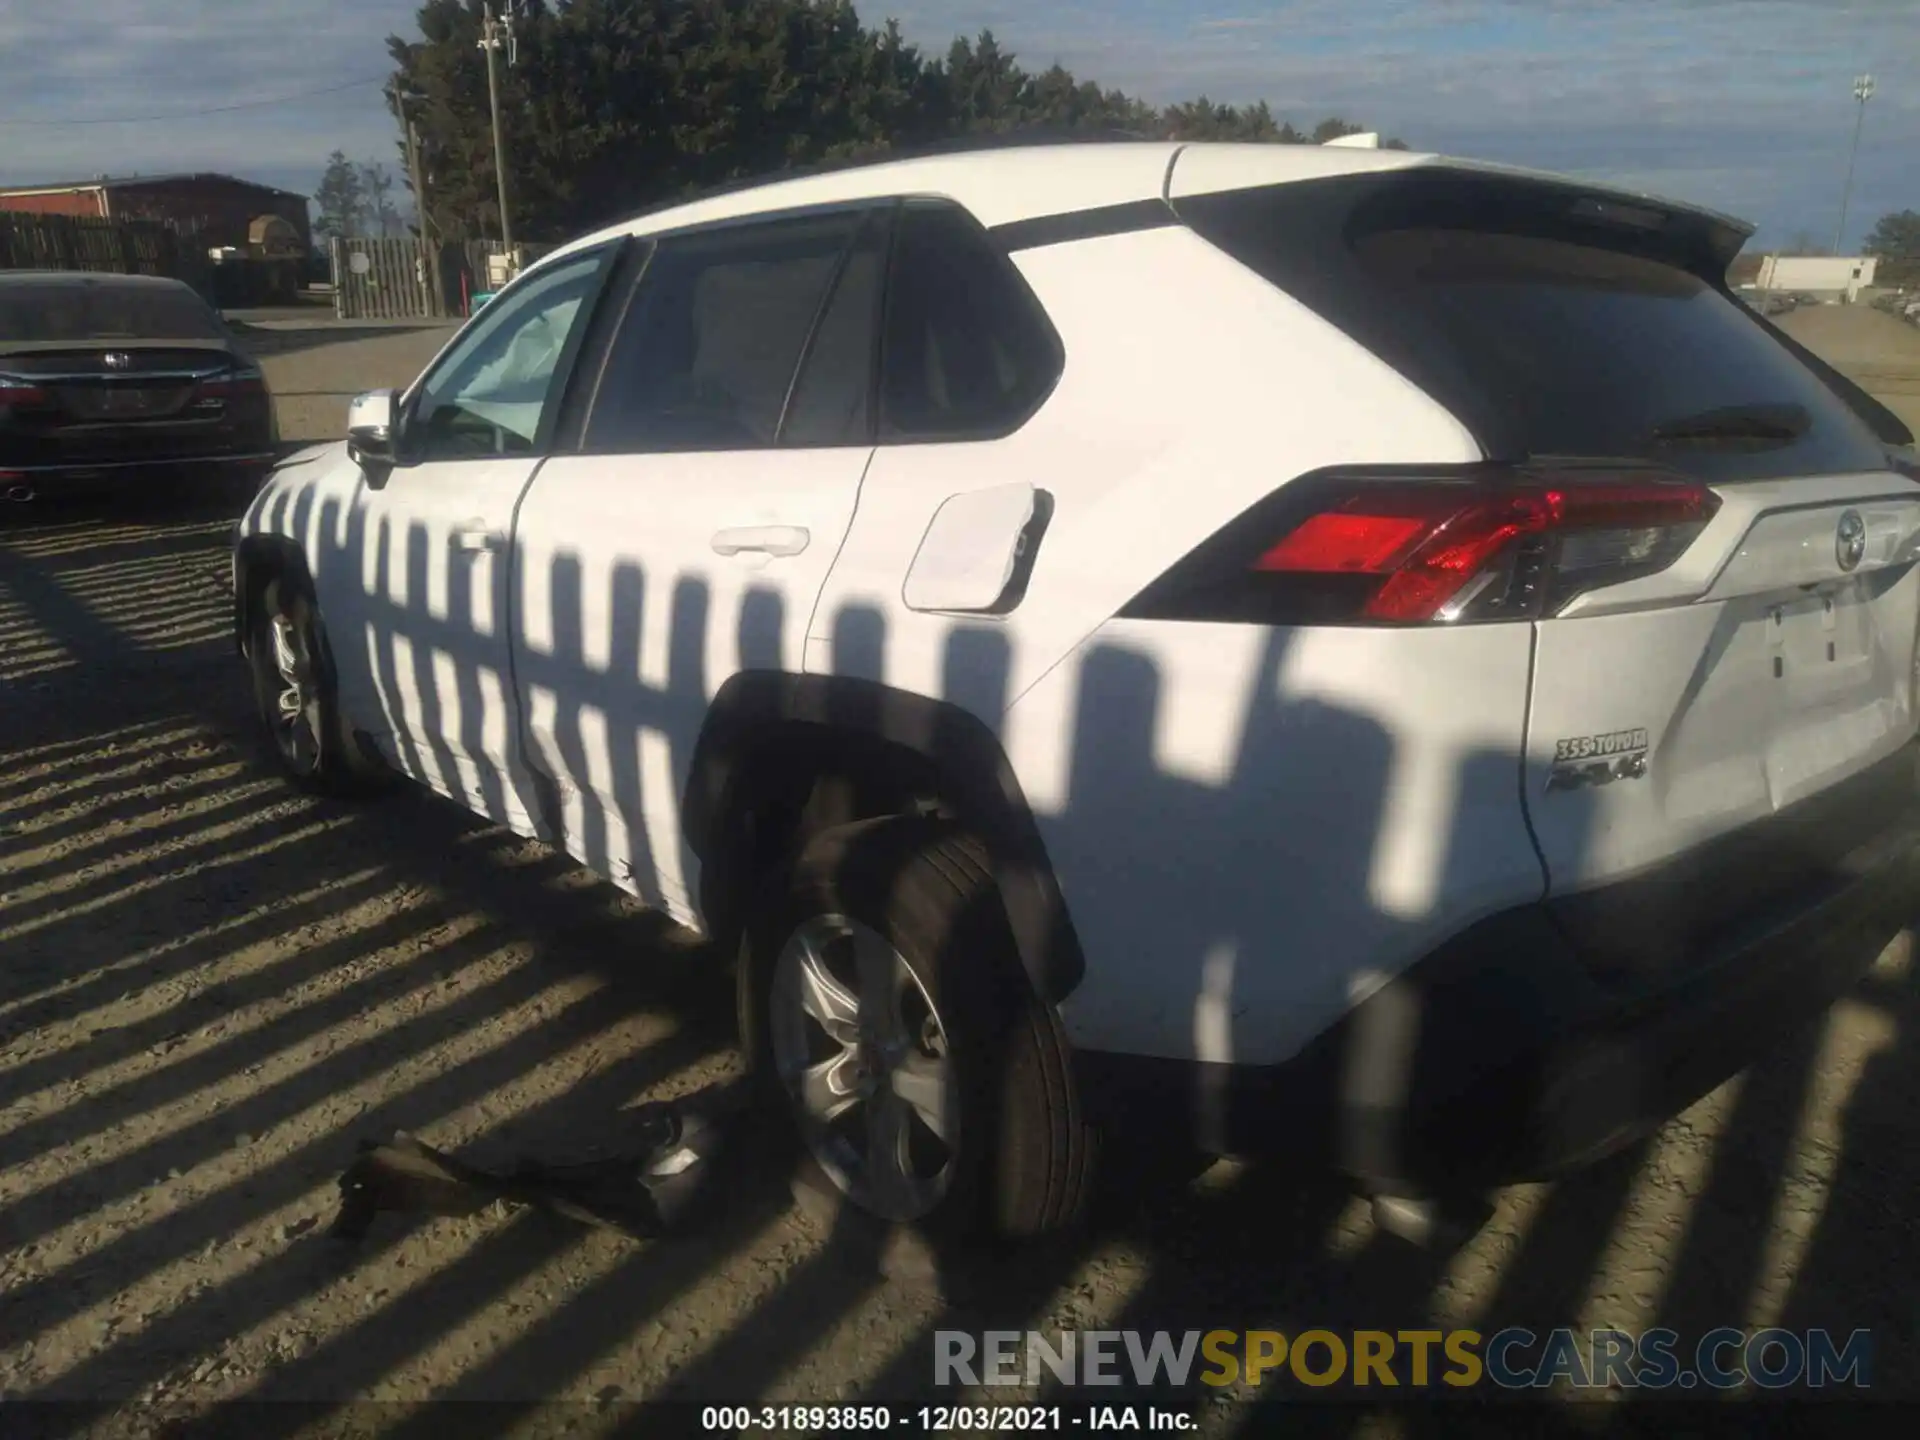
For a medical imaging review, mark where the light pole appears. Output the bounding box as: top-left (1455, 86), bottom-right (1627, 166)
top-left (1834, 73), bottom-right (1874, 256)
top-left (478, 2), bottom-right (518, 254)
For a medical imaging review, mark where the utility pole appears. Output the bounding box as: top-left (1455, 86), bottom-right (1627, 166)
top-left (1834, 73), bottom-right (1874, 256)
top-left (479, 2), bottom-right (517, 258)
top-left (394, 81), bottom-right (442, 317)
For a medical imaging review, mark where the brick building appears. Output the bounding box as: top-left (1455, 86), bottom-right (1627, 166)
top-left (0, 172), bottom-right (311, 255)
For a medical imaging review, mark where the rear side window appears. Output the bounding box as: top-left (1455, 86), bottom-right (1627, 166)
top-left (1182, 176), bottom-right (1895, 481)
top-left (879, 202), bottom-right (1063, 441)
top-left (780, 214), bottom-right (888, 447)
top-left (586, 213), bottom-right (858, 453)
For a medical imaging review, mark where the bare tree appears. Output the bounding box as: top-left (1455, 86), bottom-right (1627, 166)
top-left (359, 162), bottom-right (402, 238)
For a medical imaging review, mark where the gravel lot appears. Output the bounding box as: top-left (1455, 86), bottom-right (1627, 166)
top-left (2, 309), bottom-right (1919, 1429)
top-left (1775, 304), bottom-right (1920, 437)
top-left (235, 318), bottom-right (459, 446)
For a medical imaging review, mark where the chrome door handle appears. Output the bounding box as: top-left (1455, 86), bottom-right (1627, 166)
top-left (711, 525), bottom-right (809, 558)
top-left (450, 525), bottom-right (505, 553)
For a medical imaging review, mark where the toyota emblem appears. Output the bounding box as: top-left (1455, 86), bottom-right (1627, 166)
top-left (103, 352), bottom-right (131, 370)
top-left (1835, 510), bottom-right (1866, 572)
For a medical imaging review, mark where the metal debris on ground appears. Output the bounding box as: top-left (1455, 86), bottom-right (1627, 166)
top-left (327, 1083), bottom-right (756, 1242)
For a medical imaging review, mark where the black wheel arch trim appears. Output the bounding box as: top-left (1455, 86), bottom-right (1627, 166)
top-left (682, 670), bottom-right (1088, 1004)
top-left (231, 532), bottom-right (313, 660)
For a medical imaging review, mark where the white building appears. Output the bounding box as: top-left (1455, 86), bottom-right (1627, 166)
top-left (1755, 254), bottom-right (1879, 302)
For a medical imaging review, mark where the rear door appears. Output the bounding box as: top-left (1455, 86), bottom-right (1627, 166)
top-left (508, 206), bottom-right (886, 921)
top-left (1175, 166), bottom-right (1920, 974)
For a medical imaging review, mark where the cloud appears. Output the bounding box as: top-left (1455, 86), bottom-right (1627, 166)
top-left (0, 0), bottom-right (1910, 246)
top-left (1190, 15), bottom-right (1286, 31)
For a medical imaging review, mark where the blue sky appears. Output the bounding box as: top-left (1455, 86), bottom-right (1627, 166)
top-left (0, 0), bottom-right (1912, 251)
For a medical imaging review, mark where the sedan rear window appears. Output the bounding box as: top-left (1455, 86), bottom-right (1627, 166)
top-left (1180, 174), bottom-right (1897, 481)
top-left (0, 281), bottom-right (225, 343)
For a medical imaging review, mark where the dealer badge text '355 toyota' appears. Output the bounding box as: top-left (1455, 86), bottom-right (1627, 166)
top-left (1547, 728), bottom-right (1651, 791)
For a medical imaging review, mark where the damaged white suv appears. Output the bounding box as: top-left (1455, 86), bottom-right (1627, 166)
top-left (235, 138), bottom-right (1920, 1241)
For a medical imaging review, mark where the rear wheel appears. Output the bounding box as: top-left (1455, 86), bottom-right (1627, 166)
top-left (740, 815), bottom-right (1096, 1242)
top-left (246, 574), bottom-right (386, 796)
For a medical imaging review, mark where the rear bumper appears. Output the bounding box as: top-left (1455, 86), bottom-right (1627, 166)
top-left (1075, 741), bottom-right (1920, 1194)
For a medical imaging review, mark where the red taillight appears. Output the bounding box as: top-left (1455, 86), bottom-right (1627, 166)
top-left (1254, 487), bottom-right (1562, 622)
top-left (0, 377), bottom-right (51, 408)
top-left (1123, 464), bottom-right (1721, 627)
top-left (1364, 491), bottom-right (1560, 621)
top-left (198, 368), bottom-right (266, 400)
top-left (1255, 469), bottom-right (1717, 622)
top-left (1256, 509), bottom-right (1444, 574)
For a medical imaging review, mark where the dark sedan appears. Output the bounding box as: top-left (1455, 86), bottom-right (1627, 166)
top-left (1, 270), bottom-right (277, 503)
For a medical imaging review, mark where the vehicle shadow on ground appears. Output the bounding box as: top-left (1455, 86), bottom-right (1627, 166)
top-left (0, 484), bottom-right (1912, 1428)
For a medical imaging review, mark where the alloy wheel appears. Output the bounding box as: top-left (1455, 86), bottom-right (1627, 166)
top-left (265, 607), bottom-right (322, 774)
top-left (768, 914), bottom-right (960, 1222)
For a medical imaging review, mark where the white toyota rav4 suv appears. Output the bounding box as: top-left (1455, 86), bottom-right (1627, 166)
top-left (234, 139), bottom-right (1920, 1242)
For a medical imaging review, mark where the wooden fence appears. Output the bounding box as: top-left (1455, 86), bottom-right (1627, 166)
top-left (329, 236), bottom-right (434, 320)
top-left (0, 212), bottom-right (210, 292)
top-left (329, 235), bottom-right (557, 321)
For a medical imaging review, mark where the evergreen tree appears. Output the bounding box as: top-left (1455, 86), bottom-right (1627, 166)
top-left (1864, 210), bottom-right (1920, 261)
top-left (314, 150), bottom-right (366, 241)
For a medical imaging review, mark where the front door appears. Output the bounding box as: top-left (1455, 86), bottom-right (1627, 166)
top-left (511, 207), bottom-right (889, 921)
top-left (332, 244), bottom-right (617, 828)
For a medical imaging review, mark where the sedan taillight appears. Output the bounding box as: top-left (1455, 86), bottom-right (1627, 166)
top-left (197, 365), bottom-right (267, 400)
top-left (0, 375), bottom-right (52, 408)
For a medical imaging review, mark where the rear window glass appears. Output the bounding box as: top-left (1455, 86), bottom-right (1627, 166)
top-left (0, 282), bottom-right (223, 343)
top-left (1183, 179), bottom-right (1893, 482)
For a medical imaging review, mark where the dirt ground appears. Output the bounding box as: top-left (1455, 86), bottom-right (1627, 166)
top-left (3, 310), bottom-right (1920, 1429)
top-left (1775, 303), bottom-right (1920, 436)
top-left (236, 320), bottom-right (459, 445)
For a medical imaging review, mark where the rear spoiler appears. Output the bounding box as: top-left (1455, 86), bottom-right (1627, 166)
top-left (1403, 158), bottom-right (1756, 278)
top-left (1323, 132), bottom-right (1381, 150)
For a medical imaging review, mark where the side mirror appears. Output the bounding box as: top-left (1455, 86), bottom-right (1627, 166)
top-left (346, 389), bottom-right (400, 467)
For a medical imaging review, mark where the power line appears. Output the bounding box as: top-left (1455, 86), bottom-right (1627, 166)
top-left (0, 76), bottom-right (390, 128)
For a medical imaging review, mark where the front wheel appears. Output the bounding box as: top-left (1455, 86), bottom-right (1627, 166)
top-left (246, 574), bottom-right (387, 797)
top-left (739, 815), bottom-right (1096, 1243)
